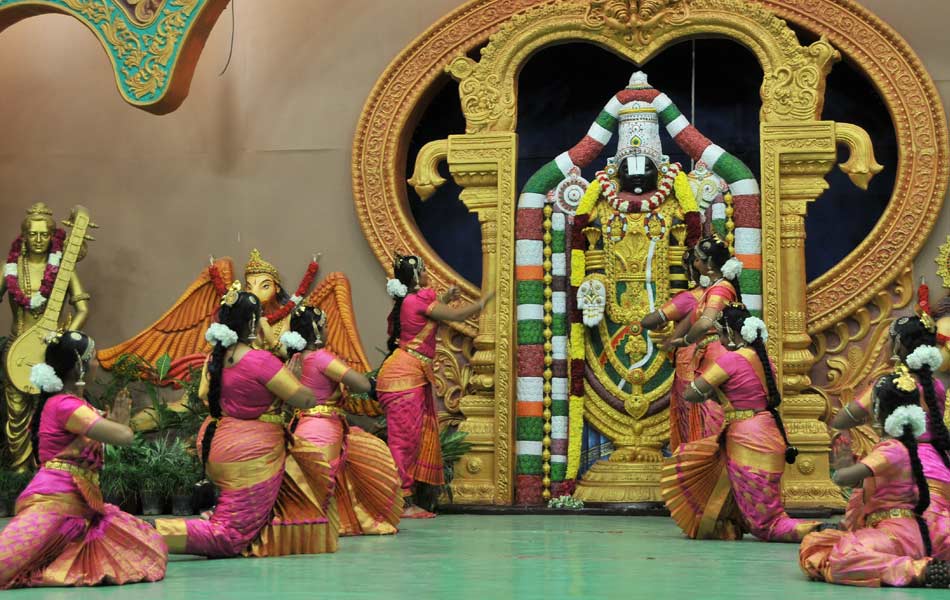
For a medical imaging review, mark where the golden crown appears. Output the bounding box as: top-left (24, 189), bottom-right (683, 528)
top-left (244, 248), bottom-right (281, 284)
top-left (26, 202), bottom-right (54, 217)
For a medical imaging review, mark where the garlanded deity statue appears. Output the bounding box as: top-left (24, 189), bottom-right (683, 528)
top-left (242, 249), bottom-right (318, 353)
top-left (513, 71), bottom-right (763, 503)
top-left (1, 203), bottom-right (92, 470)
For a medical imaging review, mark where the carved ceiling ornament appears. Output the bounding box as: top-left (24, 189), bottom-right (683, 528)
top-left (352, 0), bottom-right (948, 334)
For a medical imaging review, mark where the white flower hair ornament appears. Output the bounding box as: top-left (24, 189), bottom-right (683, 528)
top-left (205, 323), bottom-right (239, 348)
top-left (905, 345), bottom-right (943, 371)
top-left (386, 278), bottom-right (408, 299)
top-left (698, 275), bottom-right (712, 288)
top-left (279, 331), bottom-right (307, 352)
top-left (740, 316), bottom-right (768, 344)
top-left (721, 257), bottom-right (744, 281)
top-left (30, 363), bottom-right (64, 394)
top-left (884, 404), bottom-right (928, 439)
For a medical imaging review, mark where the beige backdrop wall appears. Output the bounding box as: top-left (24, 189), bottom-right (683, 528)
top-left (0, 0), bottom-right (946, 361)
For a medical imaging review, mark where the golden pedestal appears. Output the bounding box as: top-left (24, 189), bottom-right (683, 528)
top-left (573, 460), bottom-right (662, 504)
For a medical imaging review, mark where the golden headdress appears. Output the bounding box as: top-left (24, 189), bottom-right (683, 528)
top-left (244, 248), bottom-right (281, 284)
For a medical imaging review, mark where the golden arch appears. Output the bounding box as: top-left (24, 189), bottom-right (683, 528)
top-left (352, 0), bottom-right (948, 505)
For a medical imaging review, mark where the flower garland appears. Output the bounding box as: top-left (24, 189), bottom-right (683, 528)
top-left (884, 404), bottom-right (927, 439)
top-left (208, 257), bottom-right (319, 325)
top-left (4, 229), bottom-right (66, 310)
top-left (906, 345), bottom-right (943, 372)
top-left (266, 259), bottom-right (318, 325)
top-left (595, 162), bottom-right (680, 213)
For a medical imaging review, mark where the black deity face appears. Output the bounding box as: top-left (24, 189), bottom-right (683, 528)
top-left (618, 157), bottom-right (659, 195)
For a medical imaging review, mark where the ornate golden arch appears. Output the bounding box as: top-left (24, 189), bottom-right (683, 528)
top-left (352, 0), bottom-right (948, 505)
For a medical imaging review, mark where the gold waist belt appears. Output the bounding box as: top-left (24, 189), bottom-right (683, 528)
top-left (724, 409), bottom-right (757, 424)
top-left (400, 346), bottom-right (433, 364)
top-left (44, 460), bottom-right (99, 486)
top-left (865, 508), bottom-right (915, 528)
top-left (300, 404), bottom-right (344, 418)
top-left (257, 413), bottom-right (284, 425)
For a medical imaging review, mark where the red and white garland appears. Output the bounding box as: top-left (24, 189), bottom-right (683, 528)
top-left (595, 162), bottom-right (681, 213)
top-left (208, 257), bottom-right (319, 324)
top-left (4, 229), bottom-right (66, 310)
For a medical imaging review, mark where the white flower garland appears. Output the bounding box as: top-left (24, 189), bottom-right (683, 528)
top-left (906, 345), bottom-right (943, 371)
top-left (29, 292), bottom-right (46, 310)
top-left (205, 323), bottom-right (239, 348)
top-left (386, 278), bottom-right (408, 299)
top-left (884, 404), bottom-right (928, 439)
top-left (48, 251), bottom-right (62, 267)
top-left (721, 257), bottom-right (744, 281)
top-left (279, 331), bottom-right (307, 352)
top-left (3, 263), bottom-right (16, 277)
top-left (740, 316), bottom-right (768, 344)
top-left (30, 363), bottom-right (63, 393)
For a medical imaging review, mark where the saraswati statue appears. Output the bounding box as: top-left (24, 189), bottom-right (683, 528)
top-left (1, 204), bottom-right (95, 470)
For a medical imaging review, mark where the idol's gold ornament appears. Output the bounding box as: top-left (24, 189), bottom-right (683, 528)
top-left (2, 205), bottom-right (95, 470)
top-left (360, 0), bottom-right (947, 507)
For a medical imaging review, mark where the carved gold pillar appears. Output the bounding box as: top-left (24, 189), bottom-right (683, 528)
top-left (412, 133), bottom-right (518, 505)
top-left (761, 121), bottom-right (844, 509)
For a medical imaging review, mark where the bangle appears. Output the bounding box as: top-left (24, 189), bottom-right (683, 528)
top-left (690, 381), bottom-right (705, 397)
top-left (658, 311), bottom-right (668, 324)
top-left (842, 404), bottom-right (859, 422)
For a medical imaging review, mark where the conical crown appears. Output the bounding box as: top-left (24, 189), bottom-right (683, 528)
top-left (244, 248), bottom-right (281, 284)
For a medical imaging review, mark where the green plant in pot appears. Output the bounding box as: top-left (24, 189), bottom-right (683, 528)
top-left (167, 440), bottom-right (203, 516)
top-left (101, 442), bottom-right (141, 514)
top-left (0, 469), bottom-right (33, 517)
top-left (414, 428), bottom-right (472, 512)
top-left (137, 435), bottom-right (182, 516)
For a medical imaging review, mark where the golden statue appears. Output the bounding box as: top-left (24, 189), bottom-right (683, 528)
top-left (244, 248), bottom-right (295, 353)
top-left (1, 203), bottom-right (92, 470)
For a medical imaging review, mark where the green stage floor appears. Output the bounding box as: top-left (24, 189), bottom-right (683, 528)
top-left (4, 515), bottom-right (945, 599)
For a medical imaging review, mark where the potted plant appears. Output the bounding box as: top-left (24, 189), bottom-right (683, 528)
top-left (137, 435), bottom-right (179, 516)
top-left (0, 469), bottom-right (33, 517)
top-left (166, 438), bottom-right (202, 516)
top-left (101, 443), bottom-right (140, 514)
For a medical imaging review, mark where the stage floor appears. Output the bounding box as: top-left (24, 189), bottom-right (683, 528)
top-left (6, 514), bottom-right (945, 599)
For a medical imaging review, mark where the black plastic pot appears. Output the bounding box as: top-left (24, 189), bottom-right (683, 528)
top-left (171, 492), bottom-right (194, 516)
top-left (140, 490), bottom-right (166, 516)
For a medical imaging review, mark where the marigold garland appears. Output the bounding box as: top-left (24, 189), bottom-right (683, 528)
top-left (4, 229), bottom-right (66, 310)
top-left (673, 170), bottom-right (698, 213)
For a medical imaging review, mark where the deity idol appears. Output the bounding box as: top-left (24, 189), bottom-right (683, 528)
top-left (1, 203), bottom-right (90, 470)
top-left (513, 71), bottom-right (763, 503)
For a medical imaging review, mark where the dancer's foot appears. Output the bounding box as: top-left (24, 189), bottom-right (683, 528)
top-left (401, 504), bottom-right (436, 519)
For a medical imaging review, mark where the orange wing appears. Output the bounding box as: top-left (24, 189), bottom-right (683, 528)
top-left (97, 258), bottom-right (234, 370)
top-left (306, 271), bottom-right (380, 416)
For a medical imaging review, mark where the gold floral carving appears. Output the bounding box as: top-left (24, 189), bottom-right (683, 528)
top-left (936, 235), bottom-right (950, 290)
top-left (353, 0), bottom-right (948, 506)
top-left (584, 0), bottom-right (690, 44)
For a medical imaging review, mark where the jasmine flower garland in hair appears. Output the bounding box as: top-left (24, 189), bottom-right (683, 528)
top-left (740, 316), bottom-right (768, 344)
top-left (721, 257), bottom-right (743, 281)
top-left (699, 275), bottom-right (712, 288)
top-left (205, 323), bottom-right (239, 348)
top-left (884, 404), bottom-right (927, 439)
top-left (386, 278), bottom-right (408, 299)
top-left (279, 331), bottom-right (307, 352)
top-left (906, 345), bottom-right (943, 371)
top-left (30, 363), bottom-right (63, 393)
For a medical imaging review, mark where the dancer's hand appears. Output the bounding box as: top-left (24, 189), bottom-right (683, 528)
top-left (440, 285), bottom-right (461, 304)
top-left (109, 388), bottom-right (132, 426)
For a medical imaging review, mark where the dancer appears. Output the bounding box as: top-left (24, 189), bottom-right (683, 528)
top-left (800, 369), bottom-right (950, 587)
top-left (642, 248), bottom-right (714, 451)
top-left (155, 283), bottom-right (320, 557)
top-left (831, 314), bottom-right (950, 559)
top-left (283, 305), bottom-right (403, 535)
top-left (661, 303), bottom-right (821, 541)
top-left (377, 255), bottom-right (492, 518)
top-left (0, 331), bottom-right (166, 588)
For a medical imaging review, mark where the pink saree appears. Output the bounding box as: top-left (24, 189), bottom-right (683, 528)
top-left (295, 348), bottom-right (402, 535)
top-left (0, 394), bottom-right (166, 588)
top-left (377, 288), bottom-right (445, 496)
top-left (661, 348), bottom-right (820, 542)
top-left (800, 439), bottom-right (938, 587)
top-left (156, 350), bottom-right (335, 557)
